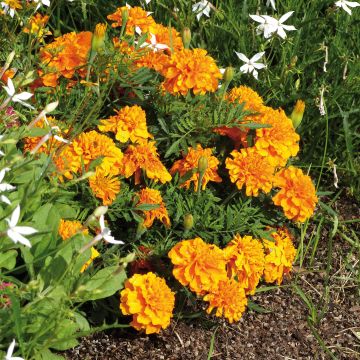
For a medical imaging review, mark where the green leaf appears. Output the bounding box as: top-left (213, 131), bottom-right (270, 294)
top-left (36, 349), bottom-right (65, 360)
top-left (0, 250), bottom-right (17, 270)
top-left (135, 203), bottom-right (161, 211)
top-left (247, 300), bottom-right (272, 314)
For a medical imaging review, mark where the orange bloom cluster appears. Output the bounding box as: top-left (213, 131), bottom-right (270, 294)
top-left (203, 279), bottom-right (248, 323)
top-left (58, 219), bottom-right (88, 240)
top-left (107, 6), bottom-right (156, 35)
top-left (159, 49), bottom-right (222, 96)
top-left (272, 166), bottom-right (318, 222)
top-left (263, 228), bottom-right (297, 285)
top-left (224, 235), bottom-right (265, 295)
top-left (255, 107), bottom-right (300, 167)
top-left (98, 105), bottom-right (151, 144)
top-left (168, 237), bottom-right (227, 295)
top-left (89, 167), bottom-right (121, 205)
top-left (119, 141), bottom-right (171, 184)
top-left (23, 13), bottom-right (50, 38)
top-left (170, 144), bottom-right (222, 191)
top-left (225, 147), bottom-right (275, 196)
top-left (135, 188), bottom-right (170, 228)
top-left (39, 31), bottom-right (92, 87)
top-left (120, 272), bottom-right (175, 334)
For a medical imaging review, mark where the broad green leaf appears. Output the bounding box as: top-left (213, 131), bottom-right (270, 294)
top-left (0, 250), bottom-right (17, 270)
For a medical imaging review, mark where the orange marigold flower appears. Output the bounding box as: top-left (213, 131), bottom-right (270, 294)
top-left (151, 23), bottom-right (183, 52)
top-left (89, 167), bottom-right (121, 205)
top-left (168, 237), bottom-right (227, 295)
top-left (58, 219), bottom-right (88, 240)
top-left (71, 130), bottom-right (123, 175)
top-left (107, 6), bottom-right (156, 35)
top-left (272, 166), bottom-right (318, 222)
top-left (255, 107), bottom-right (300, 167)
top-left (120, 141), bottom-right (171, 184)
top-left (225, 147), bottom-right (275, 196)
top-left (52, 145), bottom-right (82, 181)
top-left (23, 13), bottom-right (51, 38)
top-left (1, 68), bottom-right (16, 83)
top-left (159, 48), bottom-right (222, 96)
top-left (203, 279), bottom-right (248, 323)
top-left (39, 31), bottom-right (92, 87)
top-left (263, 228), bottom-right (297, 285)
top-left (98, 105), bottom-right (152, 144)
top-left (224, 235), bottom-right (265, 295)
top-left (135, 188), bottom-right (170, 228)
top-left (80, 247), bottom-right (100, 273)
top-left (120, 272), bottom-right (175, 334)
top-left (170, 144), bottom-right (222, 191)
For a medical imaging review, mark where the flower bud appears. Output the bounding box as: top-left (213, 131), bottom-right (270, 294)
top-left (44, 100), bottom-right (59, 113)
top-left (93, 205), bottom-right (108, 218)
top-left (198, 156), bottom-right (208, 174)
top-left (290, 100), bottom-right (305, 129)
top-left (122, 8), bottom-right (129, 25)
top-left (5, 51), bottom-right (15, 68)
top-left (183, 213), bottom-right (194, 231)
top-left (92, 23), bottom-right (107, 52)
top-left (182, 28), bottom-right (191, 49)
top-left (136, 220), bottom-right (147, 239)
top-left (223, 66), bottom-right (234, 83)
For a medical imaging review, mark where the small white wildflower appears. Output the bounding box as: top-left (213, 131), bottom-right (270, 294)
top-left (6, 205), bottom-right (37, 248)
top-left (266, 0), bottom-right (276, 10)
top-left (135, 28), bottom-right (169, 52)
top-left (235, 51), bottom-right (266, 80)
top-left (30, 126), bottom-right (70, 155)
top-left (192, 0), bottom-right (212, 21)
top-left (0, 167), bottom-right (16, 205)
top-left (319, 87), bottom-right (326, 116)
top-left (2, 78), bottom-right (34, 109)
top-left (93, 215), bottom-right (124, 245)
top-left (335, 0), bottom-right (360, 15)
top-left (5, 339), bottom-right (24, 360)
top-left (32, 0), bottom-right (50, 11)
top-left (0, 2), bottom-right (16, 18)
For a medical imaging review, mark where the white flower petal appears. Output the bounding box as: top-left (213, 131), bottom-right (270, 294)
top-left (10, 205), bottom-right (20, 227)
top-left (277, 26), bottom-right (287, 39)
top-left (250, 51), bottom-right (265, 62)
top-left (279, 11), bottom-right (294, 23)
top-left (249, 14), bottom-right (265, 23)
top-left (235, 51), bottom-right (249, 63)
top-left (252, 69), bottom-right (259, 80)
top-left (6, 339), bottom-right (16, 358)
top-left (252, 63), bottom-right (266, 69)
top-left (13, 226), bottom-right (37, 235)
top-left (0, 183), bottom-right (16, 191)
top-left (1, 195), bottom-right (11, 205)
top-left (282, 25), bottom-right (297, 31)
top-left (104, 235), bottom-right (124, 245)
top-left (345, 1), bottom-right (360, 7)
top-left (7, 229), bottom-right (32, 247)
top-left (13, 92), bottom-right (33, 101)
top-left (240, 64), bottom-right (250, 73)
top-left (99, 214), bottom-right (105, 231)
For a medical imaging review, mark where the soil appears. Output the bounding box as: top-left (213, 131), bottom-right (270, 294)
top-left (66, 197), bottom-right (360, 360)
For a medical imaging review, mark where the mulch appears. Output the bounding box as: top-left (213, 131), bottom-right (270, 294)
top-left (66, 197), bottom-right (360, 360)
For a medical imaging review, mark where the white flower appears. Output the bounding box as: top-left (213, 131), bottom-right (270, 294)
top-left (32, 0), bottom-right (50, 10)
top-left (0, 168), bottom-right (15, 205)
top-left (1, 2), bottom-right (16, 18)
top-left (335, 0), bottom-right (360, 15)
top-left (135, 30), bottom-right (169, 52)
top-left (250, 12), bottom-right (297, 39)
top-left (30, 126), bottom-right (70, 155)
top-left (3, 78), bottom-right (34, 109)
top-left (192, 0), bottom-right (212, 21)
top-left (235, 51), bottom-right (266, 80)
top-left (5, 339), bottom-right (24, 360)
top-left (93, 215), bottom-right (124, 245)
top-left (266, 0), bottom-right (276, 10)
top-left (5, 205), bottom-right (37, 248)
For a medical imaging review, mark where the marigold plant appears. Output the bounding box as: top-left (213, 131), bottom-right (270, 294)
top-left (135, 188), bottom-right (170, 228)
top-left (170, 144), bottom-right (222, 191)
top-left (168, 237), bottom-right (227, 295)
top-left (263, 228), bottom-right (297, 285)
top-left (120, 272), bottom-right (175, 334)
top-left (224, 234), bottom-right (265, 295)
top-left (225, 147), bottom-right (275, 196)
top-left (203, 279), bottom-right (248, 323)
top-left (272, 166), bottom-right (318, 222)
top-left (58, 219), bottom-right (88, 240)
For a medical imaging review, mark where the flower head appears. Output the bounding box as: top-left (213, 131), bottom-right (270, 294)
top-left (98, 105), bottom-right (152, 144)
top-left (1, 0), bottom-right (22, 18)
top-left (58, 219), bottom-right (88, 240)
top-left (170, 144), bottom-right (222, 191)
top-left (135, 188), bottom-right (170, 228)
top-left (2, 78), bottom-right (34, 109)
top-left (192, 0), bottom-right (212, 21)
top-left (93, 214), bottom-right (124, 245)
top-left (203, 279), bottom-right (248, 323)
top-left (224, 235), bottom-right (265, 295)
top-left (168, 237), bottom-right (227, 295)
top-left (120, 141), bottom-right (171, 184)
top-left (159, 48), bottom-right (222, 96)
top-left (225, 147), bottom-right (275, 196)
top-left (272, 166), bottom-right (318, 222)
top-left (120, 272), bottom-right (175, 334)
top-left (235, 51), bottom-right (266, 80)
top-left (23, 13), bottom-right (50, 38)
top-left (335, 0), bottom-right (360, 15)
top-left (5, 339), bottom-right (24, 360)
top-left (263, 228), bottom-right (296, 285)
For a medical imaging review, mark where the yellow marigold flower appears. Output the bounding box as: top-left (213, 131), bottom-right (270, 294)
top-left (120, 141), bottom-right (171, 184)
top-left (80, 247), bottom-right (100, 273)
top-left (272, 166), bottom-right (318, 223)
top-left (23, 13), bottom-right (51, 38)
top-left (58, 219), bottom-right (88, 241)
top-left (98, 105), bottom-right (152, 144)
top-left (71, 130), bottom-right (123, 175)
top-left (225, 147), bottom-right (275, 196)
top-left (255, 107), bottom-right (300, 167)
top-left (135, 188), bottom-right (170, 228)
top-left (170, 144), bottom-right (222, 191)
top-left (203, 279), bottom-right (248, 323)
top-left (224, 235), bottom-right (265, 295)
top-left (120, 272), bottom-right (175, 334)
top-left (39, 31), bottom-right (92, 87)
top-left (159, 48), bottom-right (222, 96)
top-left (263, 228), bottom-right (297, 285)
top-left (89, 168), bottom-right (121, 206)
top-left (107, 6), bottom-right (156, 35)
top-left (168, 237), bottom-right (227, 295)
